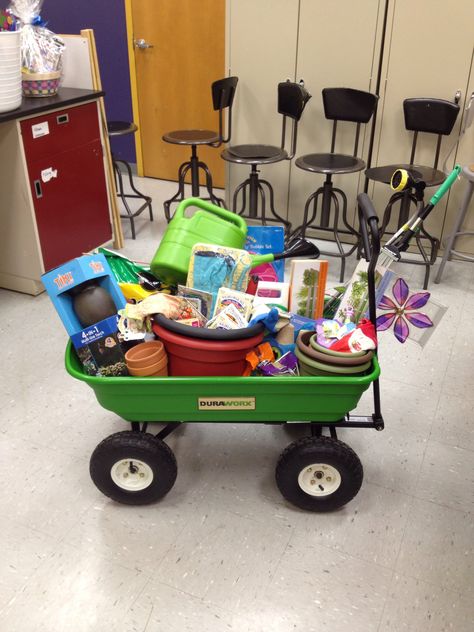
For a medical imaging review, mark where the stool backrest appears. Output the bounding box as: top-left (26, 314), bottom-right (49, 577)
top-left (403, 97), bottom-right (460, 169)
top-left (322, 87), bottom-right (378, 157)
top-left (278, 80), bottom-right (312, 158)
top-left (211, 76), bottom-right (239, 144)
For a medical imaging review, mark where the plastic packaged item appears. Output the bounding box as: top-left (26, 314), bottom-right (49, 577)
top-left (9, 1), bottom-right (64, 82)
top-left (177, 285), bottom-right (213, 320)
top-left (330, 319), bottom-right (377, 353)
top-left (253, 281), bottom-right (290, 309)
top-left (207, 303), bottom-right (248, 330)
top-left (213, 287), bottom-right (254, 320)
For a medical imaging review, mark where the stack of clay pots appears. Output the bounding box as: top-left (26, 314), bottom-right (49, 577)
top-left (125, 340), bottom-right (168, 377)
top-left (295, 331), bottom-right (373, 377)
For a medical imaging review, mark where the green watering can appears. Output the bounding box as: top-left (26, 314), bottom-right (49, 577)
top-left (150, 198), bottom-right (248, 284)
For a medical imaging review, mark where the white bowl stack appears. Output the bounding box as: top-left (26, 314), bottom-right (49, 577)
top-left (0, 30), bottom-right (22, 113)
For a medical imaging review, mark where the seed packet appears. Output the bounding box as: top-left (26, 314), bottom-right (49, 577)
top-left (214, 287), bottom-right (254, 321)
top-left (207, 303), bottom-right (248, 330)
top-left (177, 285), bottom-right (213, 319)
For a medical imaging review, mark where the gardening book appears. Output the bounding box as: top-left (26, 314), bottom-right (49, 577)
top-left (336, 260), bottom-right (394, 324)
top-left (289, 259), bottom-right (328, 319)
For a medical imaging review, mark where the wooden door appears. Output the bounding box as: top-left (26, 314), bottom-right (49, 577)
top-left (129, 0), bottom-right (226, 186)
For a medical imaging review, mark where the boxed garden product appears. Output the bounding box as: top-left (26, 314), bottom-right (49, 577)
top-left (41, 254), bottom-right (128, 376)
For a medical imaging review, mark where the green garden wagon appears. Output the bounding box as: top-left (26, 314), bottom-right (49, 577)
top-left (66, 195), bottom-right (384, 512)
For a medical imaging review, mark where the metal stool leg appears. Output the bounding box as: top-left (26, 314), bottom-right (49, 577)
top-left (231, 166), bottom-right (291, 235)
top-left (113, 157), bottom-right (153, 239)
top-left (113, 159), bottom-right (136, 239)
top-left (435, 178), bottom-right (474, 283)
top-left (259, 178), bottom-right (291, 234)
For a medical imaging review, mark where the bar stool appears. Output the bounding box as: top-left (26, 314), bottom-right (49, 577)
top-left (291, 88), bottom-right (378, 282)
top-left (435, 164), bottom-right (474, 283)
top-left (365, 97), bottom-right (460, 289)
top-left (162, 76), bottom-right (238, 221)
top-left (221, 80), bottom-right (311, 235)
top-left (107, 121), bottom-right (153, 240)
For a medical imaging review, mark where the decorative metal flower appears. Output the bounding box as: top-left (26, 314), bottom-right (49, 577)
top-left (376, 277), bottom-right (433, 343)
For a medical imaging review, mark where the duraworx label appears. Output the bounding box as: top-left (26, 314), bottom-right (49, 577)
top-left (198, 397), bottom-right (255, 410)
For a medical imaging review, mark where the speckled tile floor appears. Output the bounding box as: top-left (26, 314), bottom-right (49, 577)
top-left (1, 176), bottom-right (473, 631)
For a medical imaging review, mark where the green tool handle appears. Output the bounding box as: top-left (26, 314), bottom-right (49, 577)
top-left (249, 253), bottom-right (274, 267)
top-left (173, 197), bottom-right (248, 232)
top-left (428, 165), bottom-right (462, 207)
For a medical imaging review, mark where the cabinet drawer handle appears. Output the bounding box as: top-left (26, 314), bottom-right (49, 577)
top-left (57, 113), bottom-right (69, 125)
top-left (34, 180), bottom-right (43, 199)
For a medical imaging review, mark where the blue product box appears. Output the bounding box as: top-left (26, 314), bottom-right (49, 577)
top-left (42, 254), bottom-right (128, 376)
top-left (245, 225), bottom-right (285, 282)
top-left (41, 254), bottom-right (126, 336)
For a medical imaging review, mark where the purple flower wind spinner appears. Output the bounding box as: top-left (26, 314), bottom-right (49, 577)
top-left (376, 277), bottom-right (433, 343)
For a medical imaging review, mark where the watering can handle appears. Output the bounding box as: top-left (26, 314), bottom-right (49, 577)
top-left (173, 197), bottom-right (247, 231)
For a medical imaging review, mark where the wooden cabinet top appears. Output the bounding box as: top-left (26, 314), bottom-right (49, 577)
top-left (0, 88), bottom-right (105, 124)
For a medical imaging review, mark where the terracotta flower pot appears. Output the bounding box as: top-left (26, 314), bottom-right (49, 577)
top-left (297, 331), bottom-right (373, 367)
top-left (128, 354), bottom-right (168, 377)
top-left (125, 340), bottom-right (165, 369)
top-left (125, 340), bottom-right (168, 376)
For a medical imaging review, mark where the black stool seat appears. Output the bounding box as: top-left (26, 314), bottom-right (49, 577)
top-left (223, 144), bottom-right (287, 164)
top-left (162, 76), bottom-right (239, 220)
top-left (107, 121), bottom-right (138, 136)
top-left (290, 87), bottom-right (378, 282)
top-left (296, 153), bottom-right (365, 174)
top-left (365, 163), bottom-right (446, 187)
top-left (163, 129), bottom-right (220, 145)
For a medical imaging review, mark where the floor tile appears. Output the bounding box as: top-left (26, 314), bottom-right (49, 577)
top-left (348, 378), bottom-right (438, 493)
top-left (124, 580), bottom-right (243, 632)
top-left (0, 519), bottom-right (57, 612)
top-left (0, 543), bottom-right (149, 632)
top-left (0, 435), bottom-right (97, 538)
top-left (66, 496), bottom-right (195, 575)
top-left (441, 308), bottom-right (474, 400)
top-left (395, 499), bottom-right (473, 594)
top-left (258, 531), bottom-right (392, 632)
top-left (154, 506), bottom-right (293, 613)
top-left (295, 482), bottom-right (412, 569)
top-left (414, 439), bottom-right (474, 513)
top-left (429, 390), bottom-right (474, 450)
top-left (379, 573), bottom-right (474, 632)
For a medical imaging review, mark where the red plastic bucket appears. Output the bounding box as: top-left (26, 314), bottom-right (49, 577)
top-left (152, 322), bottom-right (264, 376)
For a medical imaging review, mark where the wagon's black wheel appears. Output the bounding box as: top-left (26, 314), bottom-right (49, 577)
top-left (275, 435), bottom-right (363, 512)
top-left (90, 431), bottom-right (177, 505)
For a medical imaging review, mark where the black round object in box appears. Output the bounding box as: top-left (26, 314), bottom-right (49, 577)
top-left (70, 281), bottom-right (117, 328)
top-left (153, 314), bottom-right (264, 340)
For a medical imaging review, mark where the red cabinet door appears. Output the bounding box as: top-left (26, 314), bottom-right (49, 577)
top-left (27, 139), bottom-right (112, 271)
top-left (20, 102), bottom-right (101, 163)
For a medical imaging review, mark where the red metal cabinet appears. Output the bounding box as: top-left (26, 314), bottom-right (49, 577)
top-left (26, 139), bottom-right (112, 271)
top-left (21, 101), bottom-right (112, 272)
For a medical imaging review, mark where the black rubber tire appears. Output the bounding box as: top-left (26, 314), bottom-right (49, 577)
top-left (275, 436), bottom-right (363, 512)
top-left (90, 431), bottom-right (177, 505)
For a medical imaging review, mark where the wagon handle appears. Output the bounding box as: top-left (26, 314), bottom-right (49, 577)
top-left (357, 193), bottom-right (380, 330)
top-left (357, 192), bottom-right (383, 428)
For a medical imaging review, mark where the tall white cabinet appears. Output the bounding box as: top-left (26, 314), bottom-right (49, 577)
top-left (226, 0), bottom-right (474, 254)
